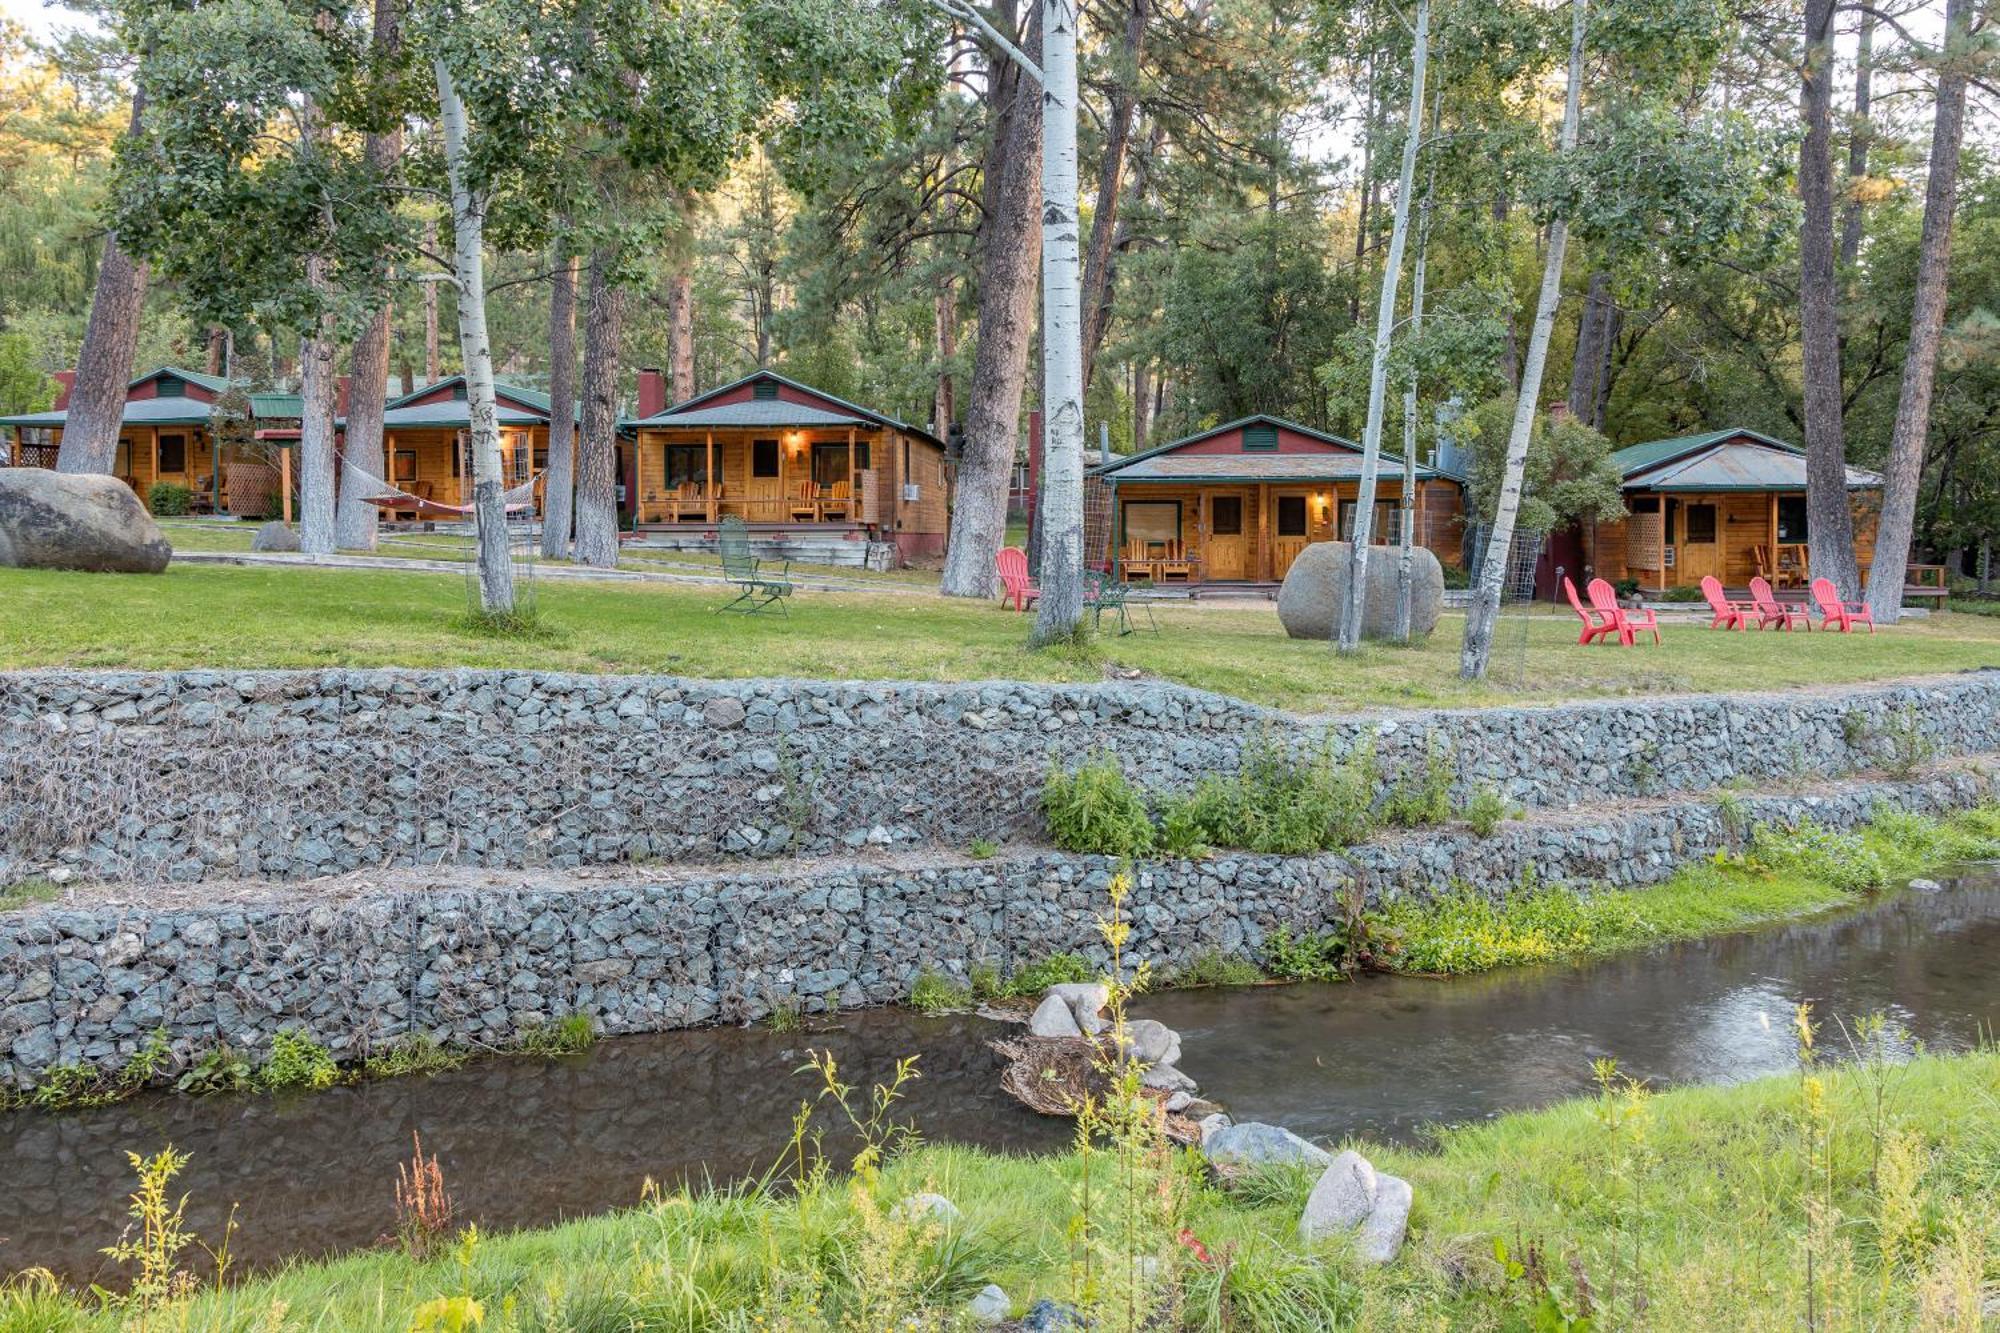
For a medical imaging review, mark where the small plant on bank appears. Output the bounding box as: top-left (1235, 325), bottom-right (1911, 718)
top-left (908, 969), bottom-right (972, 1014)
top-left (516, 1013), bottom-right (596, 1057)
top-left (1042, 751), bottom-right (1156, 857)
top-left (0, 877), bottom-right (61, 913)
top-left (1462, 783), bottom-right (1519, 838)
top-left (177, 1044), bottom-right (255, 1095)
top-left (1748, 819), bottom-right (1887, 895)
top-left (765, 1000), bottom-right (805, 1033)
top-left (260, 1029), bottom-right (338, 1092)
top-left (28, 1062), bottom-right (118, 1111)
top-left (101, 1146), bottom-right (235, 1310)
top-left (394, 1132), bottom-right (458, 1261)
top-left (967, 836), bottom-right (1001, 860)
top-left (1880, 704), bottom-right (1935, 779)
top-left (1262, 926), bottom-right (1354, 983)
top-left (1004, 951), bottom-right (1094, 997)
top-left (362, 1033), bottom-right (469, 1080)
top-left (968, 961), bottom-right (1004, 1000)
top-left (1382, 735), bottom-right (1455, 828)
top-left (1170, 950), bottom-right (1263, 988)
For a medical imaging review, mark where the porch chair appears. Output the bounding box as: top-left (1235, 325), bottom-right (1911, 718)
top-left (1155, 540), bottom-right (1197, 583)
top-left (1810, 577), bottom-right (1875, 633)
top-left (1589, 577), bottom-right (1660, 646)
top-left (1563, 576), bottom-right (1621, 646)
top-left (788, 480), bottom-right (820, 523)
top-left (1086, 568), bottom-right (1157, 636)
top-left (1699, 575), bottom-right (1755, 630)
top-left (715, 514), bottom-right (792, 616)
top-left (1119, 540), bottom-right (1157, 583)
top-left (819, 480), bottom-right (850, 523)
top-left (1749, 576), bottom-right (1811, 631)
top-left (995, 546), bottom-right (1038, 612)
top-left (671, 481), bottom-right (710, 522)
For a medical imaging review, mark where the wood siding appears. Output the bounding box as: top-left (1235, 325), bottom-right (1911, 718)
top-left (632, 426), bottom-right (947, 535)
top-left (1588, 490), bottom-right (1880, 589)
top-left (1110, 477), bottom-right (1464, 581)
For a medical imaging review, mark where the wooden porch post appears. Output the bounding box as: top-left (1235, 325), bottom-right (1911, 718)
top-left (846, 426), bottom-right (856, 524)
top-left (149, 427), bottom-right (159, 487)
top-left (705, 429), bottom-right (715, 521)
top-left (9, 425), bottom-right (20, 466)
top-left (280, 445), bottom-right (293, 523)
top-left (1257, 483), bottom-right (1271, 582)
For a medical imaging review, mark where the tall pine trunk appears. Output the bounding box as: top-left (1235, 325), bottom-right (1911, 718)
top-left (1863, 0), bottom-right (1970, 622)
top-left (334, 0), bottom-right (402, 552)
top-left (435, 58), bottom-right (516, 613)
top-left (423, 216), bottom-right (442, 382)
top-left (934, 274), bottom-right (957, 440)
top-left (540, 253), bottom-right (579, 558)
top-left (1838, 11), bottom-right (1874, 268)
top-left (573, 248), bottom-right (624, 570)
top-left (1460, 0), bottom-right (1584, 681)
top-left (58, 91), bottom-right (149, 476)
top-left (939, 4), bottom-right (1043, 600)
top-left (1339, 0), bottom-right (1427, 654)
top-left (1077, 0), bottom-right (1145, 392)
top-left (297, 303), bottom-right (339, 553)
top-left (1396, 73), bottom-right (1443, 645)
top-left (1030, 0), bottom-right (1086, 645)
top-left (1798, 0), bottom-right (1861, 596)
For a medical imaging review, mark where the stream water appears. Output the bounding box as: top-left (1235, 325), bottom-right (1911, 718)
top-left (3, 868), bottom-right (1995, 1285)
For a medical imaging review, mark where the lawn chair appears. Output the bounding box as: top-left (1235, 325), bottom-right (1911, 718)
top-left (1563, 576), bottom-right (1621, 646)
top-left (788, 480), bottom-right (820, 523)
top-left (715, 514), bottom-right (792, 616)
top-left (1699, 575), bottom-right (1755, 630)
top-left (1155, 540), bottom-right (1196, 584)
top-left (1589, 577), bottom-right (1660, 646)
top-left (1087, 568), bottom-right (1157, 636)
top-left (1810, 577), bottom-right (1875, 633)
top-left (996, 546), bottom-right (1039, 612)
top-left (1749, 576), bottom-right (1811, 631)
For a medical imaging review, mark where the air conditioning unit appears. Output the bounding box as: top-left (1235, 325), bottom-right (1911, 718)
top-left (901, 483), bottom-right (922, 502)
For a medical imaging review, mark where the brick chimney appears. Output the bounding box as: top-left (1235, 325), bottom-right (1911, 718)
top-left (637, 367), bottom-right (667, 419)
top-left (52, 370), bottom-right (76, 410)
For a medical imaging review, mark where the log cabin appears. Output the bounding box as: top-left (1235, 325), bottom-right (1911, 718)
top-left (0, 366), bottom-right (302, 516)
top-left (364, 376), bottom-right (571, 519)
top-left (622, 368), bottom-right (950, 565)
top-left (1580, 427), bottom-right (1899, 595)
top-left (1086, 415), bottom-right (1466, 584)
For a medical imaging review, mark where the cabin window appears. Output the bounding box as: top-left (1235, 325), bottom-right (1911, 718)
top-left (1683, 502), bottom-right (1718, 544)
top-left (752, 380), bottom-right (780, 401)
top-left (1338, 499), bottom-right (1393, 542)
top-left (393, 450), bottom-right (419, 483)
top-left (1777, 495), bottom-right (1809, 542)
top-left (451, 382), bottom-right (467, 401)
top-left (752, 439), bottom-right (781, 478)
top-left (156, 433), bottom-right (188, 474)
top-left (156, 376), bottom-right (185, 399)
top-left (1242, 423), bottom-right (1278, 452)
top-left (1210, 495), bottom-right (1243, 536)
top-left (663, 444), bottom-right (709, 489)
top-left (451, 435), bottom-right (462, 478)
top-left (1276, 494), bottom-right (1308, 537)
top-left (1123, 501), bottom-right (1180, 547)
top-left (811, 441), bottom-right (869, 485)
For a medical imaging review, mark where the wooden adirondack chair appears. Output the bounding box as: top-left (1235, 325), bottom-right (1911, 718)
top-left (1564, 576), bottom-right (1621, 646)
top-left (1749, 576), bottom-right (1811, 631)
top-left (1811, 577), bottom-right (1875, 633)
top-left (1700, 575), bottom-right (1755, 630)
top-left (715, 514), bottom-right (792, 615)
top-left (996, 546), bottom-right (1039, 612)
top-left (1589, 577), bottom-right (1660, 646)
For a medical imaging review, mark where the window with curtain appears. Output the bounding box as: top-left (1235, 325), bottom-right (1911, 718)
top-left (1122, 501), bottom-right (1180, 546)
top-left (664, 444), bottom-right (709, 489)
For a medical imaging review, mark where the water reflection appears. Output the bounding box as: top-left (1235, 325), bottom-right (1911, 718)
top-left (2, 871), bottom-right (1994, 1283)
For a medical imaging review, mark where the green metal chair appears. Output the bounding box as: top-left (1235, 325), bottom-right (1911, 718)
top-left (716, 514), bottom-right (793, 616)
top-left (1086, 569), bottom-right (1156, 636)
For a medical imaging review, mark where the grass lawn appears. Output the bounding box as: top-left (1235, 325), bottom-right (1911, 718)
top-left (10, 1045), bottom-right (1993, 1330)
top-left (7, 562), bottom-right (2000, 711)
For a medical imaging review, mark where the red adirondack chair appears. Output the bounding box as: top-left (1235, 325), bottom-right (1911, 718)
top-left (1589, 577), bottom-right (1660, 646)
top-left (1564, 576), bottom-right (1621, 646)
top-left (1749, 576), bottom-right (1811, 631)
top-left (1811, 577), bottom-right (1875, 633)
top-left (996, 546), bottom-right (1039, 612)
top-left (1699, 576), bottom-right (1755, 630)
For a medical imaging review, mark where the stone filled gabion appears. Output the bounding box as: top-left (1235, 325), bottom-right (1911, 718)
top-left (2, 766), bottom-right (1992, 1089)
top-left (1, 668), bottom-right (1995, 885)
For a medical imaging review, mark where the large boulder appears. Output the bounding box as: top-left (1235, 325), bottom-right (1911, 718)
top-left (1275, 540), bottom-right (1443, 642)
top-left (1203, 1121), bottom-right (1333, 1170)
top-left (0, 470), bottom-right (171, 574)
top-left (251, 521), bottom-right (301, 553)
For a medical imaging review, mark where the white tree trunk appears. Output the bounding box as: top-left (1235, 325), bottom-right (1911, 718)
top-left (1030, 0), bottom-right (1085, 647)
top-left (540, 252), bottom-right (578, 559)
top-left (1396, 73), bottom-right (1445, 644)
top-left (1339, 0), bottom-right (1428, 654)
top-left (297, 301), bottom-right (339, 554)
top-left (1460, 0), bottom-right (1584, 681)
top-left (436, 58), bottom-right (516, 614)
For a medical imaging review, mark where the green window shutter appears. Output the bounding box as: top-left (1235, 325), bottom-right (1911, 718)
top-left (1242, 423), bottom-right (1278, 452)
top-left (752, 380), bottom-right (780, 401)
top-left (156, 375), bottom-right (185, 399)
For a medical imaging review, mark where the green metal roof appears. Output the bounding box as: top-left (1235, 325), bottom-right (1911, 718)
top-left (385, 375), bottom-right (557, 418)
top-left (1091, 414), bottom-right (1392, 479)
top-left (1608, 427), bottom-right (1800, 479)
top-left (627, 400), bottom-right (870, 431)
top-left (646, 369), bottom-right (942, 446)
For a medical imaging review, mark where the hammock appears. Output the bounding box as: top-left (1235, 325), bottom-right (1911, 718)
top-left (342, 458), bottom-right (542, 518)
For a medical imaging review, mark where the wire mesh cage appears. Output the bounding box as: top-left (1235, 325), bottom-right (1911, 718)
top-left (1467, 522), bottom-right (1547, 688)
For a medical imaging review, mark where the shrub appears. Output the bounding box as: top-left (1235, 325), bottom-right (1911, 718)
top-left (1005, 951), bottom-right (1094, 996)
top-left (516, 1013), bottom-right (595, 1057)
top-left (909, 969), bottom-right (971, 1014)
top-left (1167, 737), bottom-right (1377, 856)
top-left (147, 482), bottom-right (192, 516)
top-left (362, 1034), bottom-right (468, 1081)
top-left (1042, 751), bottom-right (1155, 856)
top-left (1262, 926), bottom-right (1353, 983)
top-left (966, 837), bottom-right (1000, 860)
top-left (1381, 737), bottom-right (1454, 828)
top-left (261, 1029), bottom-right (338, 1091)
top-left (1462, 784), bottom-right (1517, 838)
top-left (1748, 820), bottom-right (1886, 896)
top-left (1171, 951), bottom-right (1262, 988)
top-left (177, 1044), bottom-right (254, 1095)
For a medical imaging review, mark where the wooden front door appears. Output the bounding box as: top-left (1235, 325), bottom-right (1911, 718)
top-left (1676, 499), bottom-right (1722, 586)
top-left (1203, 490), bottom-right (1251, 580)
top-left (1270, 491), bottom-right (1313, 580)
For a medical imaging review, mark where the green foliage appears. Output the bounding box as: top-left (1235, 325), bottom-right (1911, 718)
top-left (1747, 820), bottom-right (1887, 896)
top-left (1159, 737), bottom-right (1379, 855)
top-left (515, 1014), bottom-right (595, 1058)
top-left (146, 483), bottom-right (191, 517)
top-left (1379, 882), bottom-right (1637, 975)
top-left (1003, 952), bottom-right (1094, 997)
top-left (1169, 950), bottom-right (1263, 989)
top-left (0, 878), bottom-right (60, 913)
top-left (0, 331), bottom-right (56, 415)
top-left (449, 608), bottom-right (562, 642)
top-left (27, 1063), bottom-right (118, 1111)
top-left (908, 969), bottom-right (970, 1015)
top-left (259, 1029), bottom-right (337, 1092)
top-left (967, 962), bottom-right (1003, 1001)
top-left (1461, 394), bottom-right (1628, 535)
top-left (1462, 784), bottom-right (1518, 837)
top-left (1381, 737), bottom-right (1455, 828)
top-left (764, 1000), bottom-right (804, 1034)
top-left (1262, 925), bottom-right (1355, 983)
top-left (1041, 751), bottom-right (1155, 856)
top-left (361, 1034), bottom-right (467, 1081)
top-left (176, 1045), bottom-right (254, 1096)
top-left (966, 837), bottom-right (1000, 860)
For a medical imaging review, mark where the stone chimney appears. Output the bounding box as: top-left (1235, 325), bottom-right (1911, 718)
top-left (637, 367), bottom-right (667, 419)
